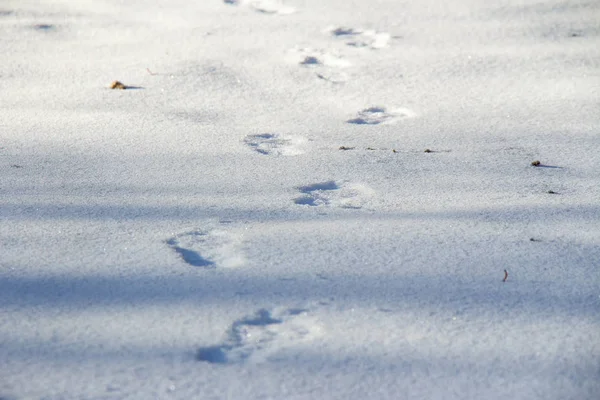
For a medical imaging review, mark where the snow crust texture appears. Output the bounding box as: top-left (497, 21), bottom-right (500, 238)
top-left (1, 0), bottom-right (599, 399)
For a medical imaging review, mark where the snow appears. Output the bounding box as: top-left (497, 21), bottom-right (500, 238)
top-left (1, 0), bottom-right (599, 399)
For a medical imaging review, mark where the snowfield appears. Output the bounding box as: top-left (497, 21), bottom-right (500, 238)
top-left (1, 0), bottom-right (599, 399)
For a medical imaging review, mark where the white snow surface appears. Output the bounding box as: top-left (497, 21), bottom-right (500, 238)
top-left (1, 0), bottom-right (600, 399)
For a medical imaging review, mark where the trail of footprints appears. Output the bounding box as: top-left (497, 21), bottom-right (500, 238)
top-left (286, 26), bottom-right (394, 84)
top-left (168, 3), bottom-right (409, 271)
top-left (166, 181), bottom-right (373, 269)
top-left (167, 181), bottom-right (373, 267)
top-left (168, 3), bottom-right (415, 366)
top-left (286, 22), bottom-right (414, 119)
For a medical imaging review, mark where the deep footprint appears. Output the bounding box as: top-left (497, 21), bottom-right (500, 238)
top-left (166, 234), bottom-right (214, 268)
top-left (328, 26), bottom-right (392, 49)
top-left (197, 308), bottom-right (321, 364)
top-left (294, 180), bottom-right (374, 209)
top-left (347, 106), bottom-right (415, 125)
top-left (289, 47), bottom-right (352, 68)
top-left (167, 225), bottom-right (246, 268)
top-left (287, 47), bottom-right (351, 83)
top-left (243, 133), bottom-right (307, 156)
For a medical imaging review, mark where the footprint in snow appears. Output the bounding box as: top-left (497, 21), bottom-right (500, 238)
top-left (294, 180), bottom-right (375, 209)
top-left (287, 47), bottom-right (351, 83)
top-left (347, 106), bottom-right (415, 125)
top-left (290, 47), bottom-right (352, 68)
top-left (166, 223), bottom-right (246, 268)
top-left (197, 308), bottom-right (323, 364)
top-left (224, 0), bottom-right (295, 15)
top-left (243, 133), bottom-right (308, 156)
top-left (328, 26), bottom-right (394, 49)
